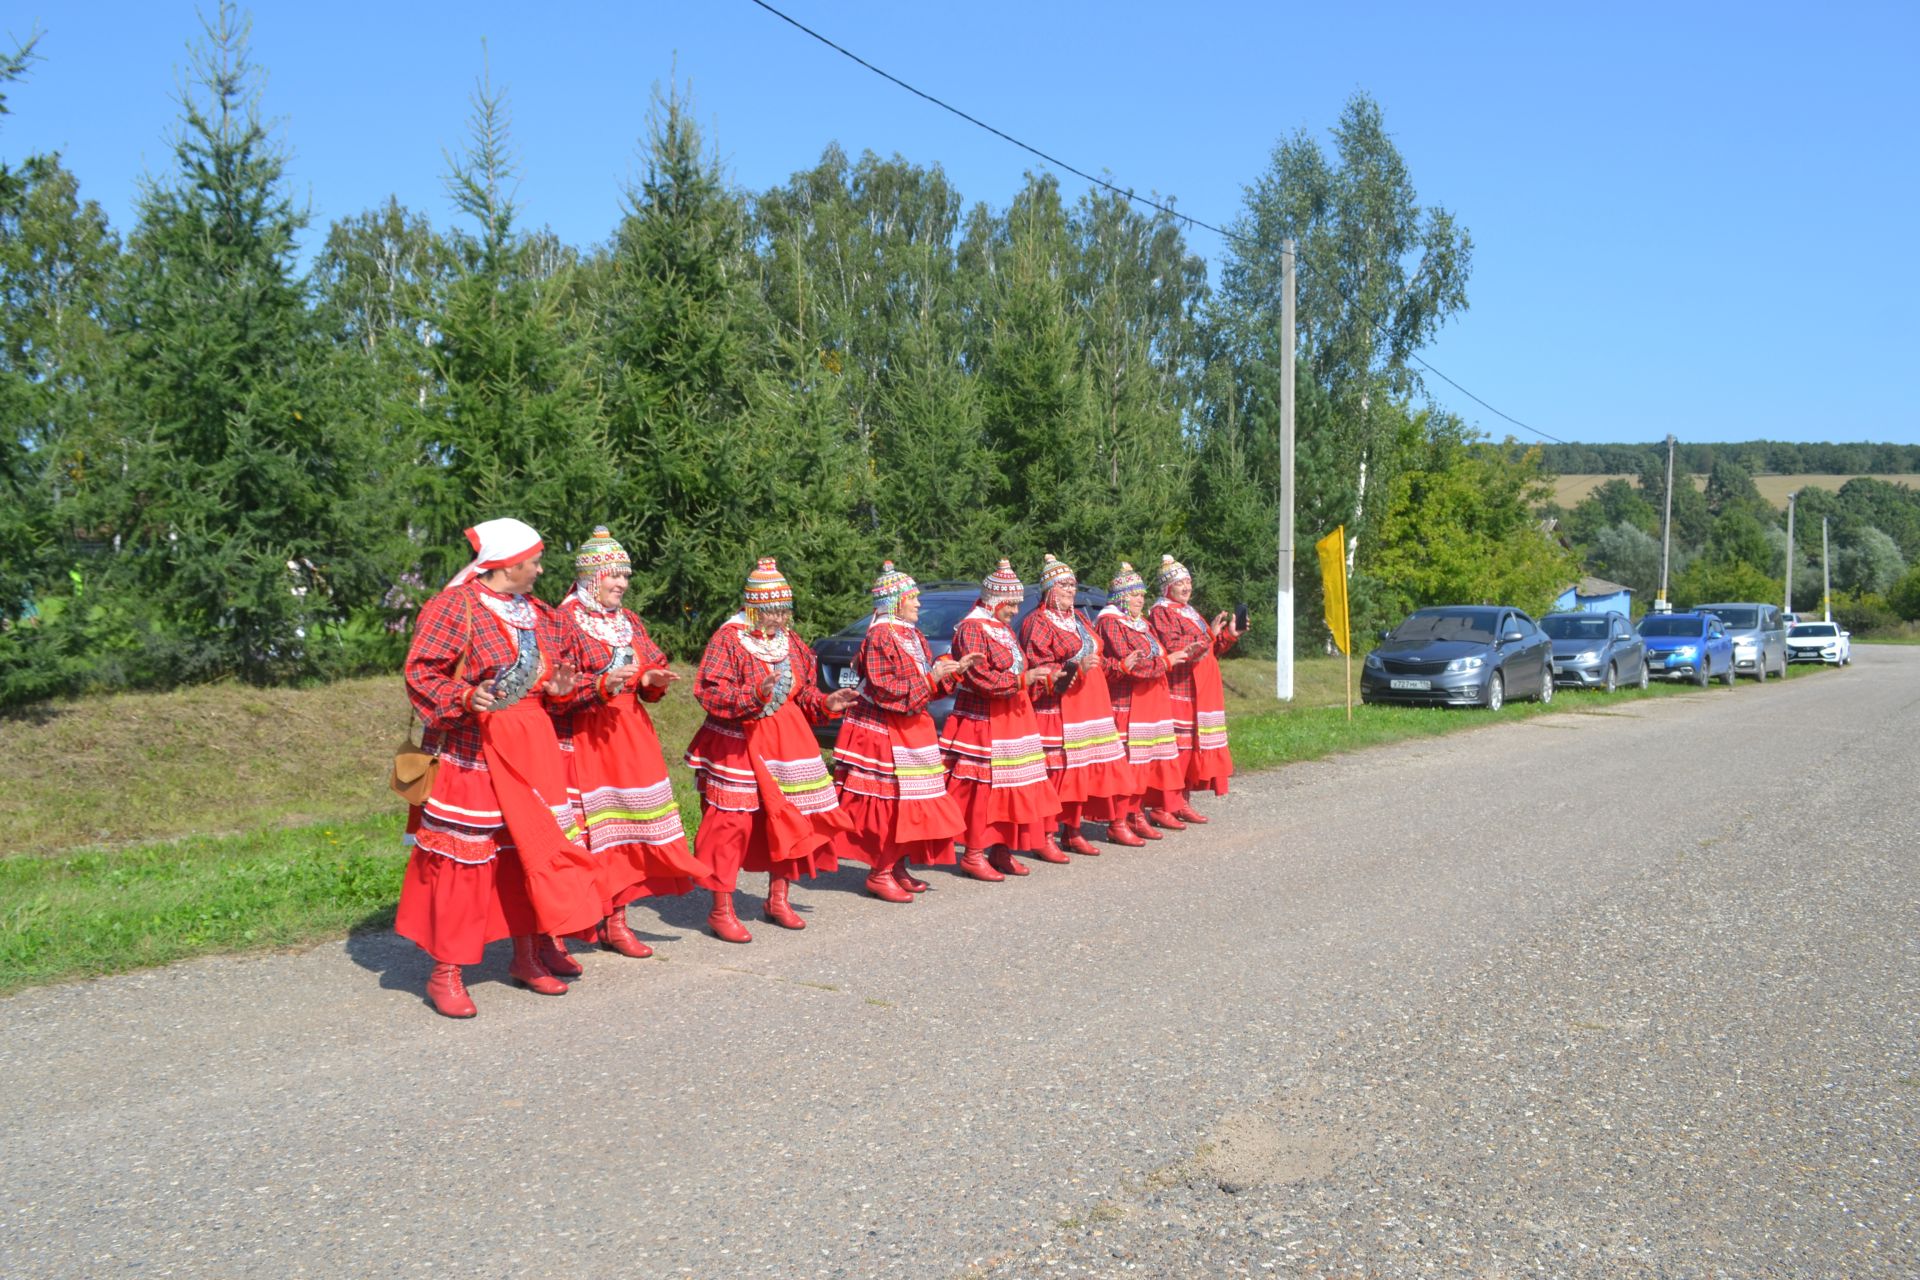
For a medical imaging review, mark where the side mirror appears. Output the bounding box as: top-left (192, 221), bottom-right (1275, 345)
top-left (1502, 630), bottom-right (1524, 644)
top-left (1379, 629), bottom-right (1393, 641)
top-left (1841, 630), bottom-right (1851, 638)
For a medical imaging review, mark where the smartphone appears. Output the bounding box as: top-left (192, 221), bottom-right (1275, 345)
top-left (1234, 602), bottom-right (1249, 632)
top-left (1052, 658), bottom-right (1079, 696)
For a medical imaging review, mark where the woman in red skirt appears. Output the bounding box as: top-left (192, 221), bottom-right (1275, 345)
top-left (554, 526), bottom-right (710, 959)
top-left (939, 559), bottom-right (1064, 880)
top-left (685, 557), bottom-right (857, 943)
top-left (1019, 555), bottom-right (1134, 856)
top-left (831, 561), bottom-right (969, 901)
top-left (1093, 561), bottom-right (1187, 846)
top-left (1149, 553), bottom-right (1243, 824)
top-left (395, 517), bottom-right (609, 1018)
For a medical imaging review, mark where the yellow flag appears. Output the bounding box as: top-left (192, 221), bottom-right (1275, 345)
top-left (1315, 526), bottom-right (1351, 655)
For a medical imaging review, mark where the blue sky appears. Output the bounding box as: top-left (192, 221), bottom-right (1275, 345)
top-left (5, 1), bottom-right (1916, 447)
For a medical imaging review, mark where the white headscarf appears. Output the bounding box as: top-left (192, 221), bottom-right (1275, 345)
top-left (448, 517), bottom-right (543, 588)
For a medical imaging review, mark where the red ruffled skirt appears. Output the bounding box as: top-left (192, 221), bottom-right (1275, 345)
top-left (688, 700), bottom-right (850, 886)
top-left (939, 696), bottom-right (1062, 852)
top-left (1177, 652), bottom-right (1234, 796)
top-left (568, 692), bottom-right (709, 907)
top-left (395, 696), bottom-right (603, 960)
top-left (832, 704), bottom-right (963, 867)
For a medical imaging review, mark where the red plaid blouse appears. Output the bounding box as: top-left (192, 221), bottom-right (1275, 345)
top-left (1018, 605), bottom-right (1100, 709)
top-left (1150, 599), bottom-right (1236, 704)
top-left (405, 582), bottom-right (599, 769)
top-left (949, 608), bottom-right (1029, 723)
top-left (855, 618), bottom-right (951, 715)
top-left (692, 622), bottom-right (833, 725)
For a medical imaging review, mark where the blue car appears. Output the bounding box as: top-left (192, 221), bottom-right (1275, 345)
top-left (1636, 612), bottom-right (1735, 687)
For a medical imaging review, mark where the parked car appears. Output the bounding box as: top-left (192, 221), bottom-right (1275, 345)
top-left (1540, 611), bottom-right (1647, 691)
top-left (1359, 605), bottom-right (1553, 711)
top-left (1696, 601), bottom-right (1789, 681)
top-left (1785, 619), bottom-right (1852, 666)
top-left (809, 580), bottom-right (1111, 741)
top-left (1637, 612), bottom-right (1735, 686)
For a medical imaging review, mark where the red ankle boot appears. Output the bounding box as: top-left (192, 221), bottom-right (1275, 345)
top-left (708, 890), bottom-right (752, 944)
top-left (1034, 832), bottom-right (1071, 864)
top-left (1147, 807), bottom-right (1187, 832)
top-left (1063, 827), bottom-right (1100, 856)
top-left (1107, 816), bottom-right (1145, 847)
top-left (599, 910), bottom-right (654, 958)
top-left (958, 849), bottom-right (1004, 881)
top-left (865, 860), bottom-right (914, 903)
top-left (893, 860), bottom-right (930, 893)
top-left (426, 962), bottom-right (477, 1018)
top-left (1172, 802), bottom-right (1208, 824)
top-left (508, 936), bottom-right (568, 995)
top-left (764, 877), bottom-right (806, 929)
top-left (1129, 812), bottom-right (1163, 841)
top-left (538, 935), bottom-right (584, 976)
top-left (987, 846), bottom-right (1029, 877)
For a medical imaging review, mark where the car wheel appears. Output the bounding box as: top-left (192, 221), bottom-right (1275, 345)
top-left (1539, 666), bottom-right (1553, 704)
top-left (1693, 661), bottom-right (1709, 688)
top-left (1637, 659), bottom-right (1650, 690)
top-left (1722, 659), bottom-right (1736, 687)
top-left (1485, 671), bottom-right (1505, 712)
top-left (1753, 657), bottom-right (1766, 683)
top-left (1603, 661), bottom-right (1618, 693)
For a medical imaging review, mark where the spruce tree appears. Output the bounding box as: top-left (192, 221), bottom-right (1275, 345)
top-left (108, 4), bottom-right (368, 680)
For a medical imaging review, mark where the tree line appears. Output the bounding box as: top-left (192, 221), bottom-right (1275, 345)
top-left (1540, 441), bottom-right (1920, 478)
top-left (1545, 458), bottom-right (1920, 631)
top-left (2, 8), bottom-right (1588, 707)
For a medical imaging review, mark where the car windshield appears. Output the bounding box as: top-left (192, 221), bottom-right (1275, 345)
top-left (1393, 610), bottom-right (1498, 642)
top-left (1789, 623), bottom-right (1838, 638)
top-left (1639, 616), bottom-right (1704, 637)
top-left (1703, 607), bottom-right (1758, 629)
top-left (1542, 616), bottom-right (1610, 640)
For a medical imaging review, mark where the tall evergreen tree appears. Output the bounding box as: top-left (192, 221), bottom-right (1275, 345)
top-left (107, 4), bottom-right (372, 680)
top-left (416, 61), bottom-right (610, 590)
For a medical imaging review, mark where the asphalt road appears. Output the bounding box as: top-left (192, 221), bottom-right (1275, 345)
top-left (2, 649), bottom-right (1914, 1279)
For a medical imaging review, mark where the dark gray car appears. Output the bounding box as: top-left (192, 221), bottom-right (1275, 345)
top-left (1359, 606), bottom-right (1554, 711)
top-left (1541, 611), bottom-right (1648, 692)
top-left (1695, 602), bottom-right (1788, 681)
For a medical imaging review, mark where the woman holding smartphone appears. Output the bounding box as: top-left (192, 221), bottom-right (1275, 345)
top-left (1019, 555), bottom-right (1134, 856)
top-left (1149, 554), bottom-right (1243, 824)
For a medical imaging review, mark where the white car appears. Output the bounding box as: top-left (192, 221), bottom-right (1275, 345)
top-left (1785, 621), bottom-right (1851, 666)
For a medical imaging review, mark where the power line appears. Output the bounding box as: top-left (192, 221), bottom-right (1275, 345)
top-left (746, 0), bottom-right (1565, 447)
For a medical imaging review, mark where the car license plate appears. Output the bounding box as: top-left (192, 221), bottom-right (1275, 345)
top-left (836, 667), bottom-right (860, 689)
top-left (1389, 678), bottom-right (1431, 690)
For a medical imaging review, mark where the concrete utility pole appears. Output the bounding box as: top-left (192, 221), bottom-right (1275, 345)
top-left (1657, 434), bottom-right (1676, 611)
top-left (1276, 238), bottom-right (1296, 701)
top-left (1822, 517), bottom-right (1832, 622)
top-left (1784, 490), bottom-right (1799, 614)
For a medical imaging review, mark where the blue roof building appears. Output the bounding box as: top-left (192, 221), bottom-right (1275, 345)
top-left (1553, 575), bottom-right (1634, 618)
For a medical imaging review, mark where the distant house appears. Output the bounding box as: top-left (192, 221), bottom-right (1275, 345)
top-left (1553, 576), bottom-right (1634, 618)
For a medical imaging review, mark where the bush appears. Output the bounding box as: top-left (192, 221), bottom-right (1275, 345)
top-left (1828, 590), bottom-right (1900, 635)
top-left (1890, 566), bottom-right (1920, 622)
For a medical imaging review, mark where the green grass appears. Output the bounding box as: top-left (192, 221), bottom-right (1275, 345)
top-left (0, 655), bottom-right (1847, 996)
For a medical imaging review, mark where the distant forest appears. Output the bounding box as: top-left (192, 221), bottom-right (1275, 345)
top-left (1541, 442), bottom-right (1920, 476)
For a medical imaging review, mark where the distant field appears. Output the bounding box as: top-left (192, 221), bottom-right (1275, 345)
top-left (1550, 473), bottom-right (1915, 510)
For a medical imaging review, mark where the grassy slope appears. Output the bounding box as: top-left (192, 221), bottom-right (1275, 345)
top-left (0, 656), bottom-right (1834, 995)
top-left (1549, 472), bottom-right (1916, 510)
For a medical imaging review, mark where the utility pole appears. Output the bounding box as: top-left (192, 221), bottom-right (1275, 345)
top-left (1276, 238), bottom-right (1297, 700)
top-left (1784, 490), bottom-right (1798, 615)
top-left (1656, 434), bottom-right (1676, 611)
top-left (1822, 516), bottom-right (1832, 622)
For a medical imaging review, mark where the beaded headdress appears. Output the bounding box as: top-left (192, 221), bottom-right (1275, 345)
top-left (574, 525), bottom-right (631, 591)
top-left (980, 558), bottom-right (1025, 604)
top-left (742, 556), bottom-right (794, 624)
top-left (1156, 554), bottom-right (1191, 591)
top-left (871, 560), bottom-right (919, 616)
top-left (1038, 554), bottom-right (1076, 591)
top-left (1109, 561), bottom-right (1146, 597)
